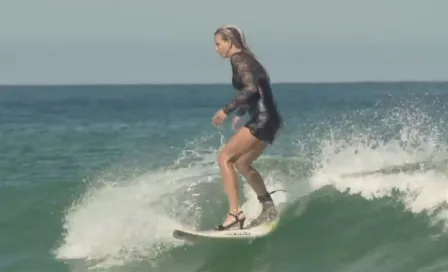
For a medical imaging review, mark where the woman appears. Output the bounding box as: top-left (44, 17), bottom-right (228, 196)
top-left (211, 24), bottom-right (283, 230)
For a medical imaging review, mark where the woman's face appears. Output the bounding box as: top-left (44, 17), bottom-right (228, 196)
top-left (214, 33), bottom-right (231, 58)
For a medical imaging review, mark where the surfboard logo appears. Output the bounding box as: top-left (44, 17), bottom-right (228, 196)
top-left (225, 231), bottom-right (252, 236)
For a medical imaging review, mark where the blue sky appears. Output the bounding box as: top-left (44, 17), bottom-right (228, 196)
top-left (1, 0), bottom-right (447, 84)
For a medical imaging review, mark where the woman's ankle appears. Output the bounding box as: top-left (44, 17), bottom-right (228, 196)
top-left (257, 192), bottom-right (273, 203)
top-left (229, 207), bottom-right (243, 215)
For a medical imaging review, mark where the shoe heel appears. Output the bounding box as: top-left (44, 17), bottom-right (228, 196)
top-left (239, 218), bottom-right (246, 229)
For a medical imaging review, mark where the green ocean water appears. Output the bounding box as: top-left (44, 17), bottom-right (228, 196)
top-left (2, 82), bottom-right (448, 272)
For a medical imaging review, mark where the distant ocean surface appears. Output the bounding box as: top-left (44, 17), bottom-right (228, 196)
top-left (2, 82), bottom-right (448, 272)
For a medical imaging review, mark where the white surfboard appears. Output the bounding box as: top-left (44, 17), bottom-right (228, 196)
top-left (172, 216), bottom-right (280, 242)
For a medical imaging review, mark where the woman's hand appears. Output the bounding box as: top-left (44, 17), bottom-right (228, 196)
top-left (212, 109), bottom-right (228, 126)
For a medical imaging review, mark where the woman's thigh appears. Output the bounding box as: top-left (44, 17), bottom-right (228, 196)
top-left (218, 127), bottom-right (264, 163)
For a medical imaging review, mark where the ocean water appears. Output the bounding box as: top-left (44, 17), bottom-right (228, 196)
top-left (2, 82), bottom-right (448, 272)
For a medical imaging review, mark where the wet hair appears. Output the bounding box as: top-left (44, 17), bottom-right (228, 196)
top-left (214, 24), bottom-right (250, 52)
top-left (214, 24), bottom-right (270, 80)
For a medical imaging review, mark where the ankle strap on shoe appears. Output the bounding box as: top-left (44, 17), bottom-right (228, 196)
top-left (257, 189), bottom-right (287, 203)
top-left (257, 193), bottom-right (272, 203)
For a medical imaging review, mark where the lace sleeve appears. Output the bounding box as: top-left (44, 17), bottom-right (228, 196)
top-left (222, 53), bottom-right (259, 115)
top-left (235, 105), bottom-right (248, 116)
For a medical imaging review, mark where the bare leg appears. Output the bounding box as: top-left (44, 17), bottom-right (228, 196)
top-left (235, 141), bottom-right (269, 197)
top-left (235, 141), bottom-right (278, 227)
top-left (216, 127), bottom-right (262, 229)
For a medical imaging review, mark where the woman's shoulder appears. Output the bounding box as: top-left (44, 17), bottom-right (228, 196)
top-left (231, 50), bottom-right (253, 61)
top-left (230, 51), bottom-right (261, 69)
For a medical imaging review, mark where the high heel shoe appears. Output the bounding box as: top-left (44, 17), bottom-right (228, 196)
top-left (214, 211), bottom-right (246, 231)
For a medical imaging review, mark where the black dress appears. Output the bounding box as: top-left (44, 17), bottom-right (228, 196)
top-left (222, 51), bottom-right (282, 144)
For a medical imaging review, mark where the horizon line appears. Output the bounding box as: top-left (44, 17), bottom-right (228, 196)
top-left (1, 79), bottom-right (448, 87)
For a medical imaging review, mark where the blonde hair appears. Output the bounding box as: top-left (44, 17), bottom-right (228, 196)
top-left (215, 24), bottom-right (250, 52)
top-left (214, 24), bottom-right (270, 80)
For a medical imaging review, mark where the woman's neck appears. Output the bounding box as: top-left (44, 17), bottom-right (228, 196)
top-left (228, 47), bottom-right (242, 57)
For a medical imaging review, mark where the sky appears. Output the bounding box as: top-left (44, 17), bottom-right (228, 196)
top-left (1, 0), bottom-right (448, 84)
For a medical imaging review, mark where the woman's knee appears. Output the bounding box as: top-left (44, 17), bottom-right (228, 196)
top-left (235, 159), bottom-right (253, 175)
top-left (217, 149), bottom-right (237, 166)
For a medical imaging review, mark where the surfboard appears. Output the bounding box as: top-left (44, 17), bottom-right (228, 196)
top-left (172, 216), bottom-right (280, 242)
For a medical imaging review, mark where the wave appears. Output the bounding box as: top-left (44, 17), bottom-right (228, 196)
top-left (54, 101), bottom-right (448, 271)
